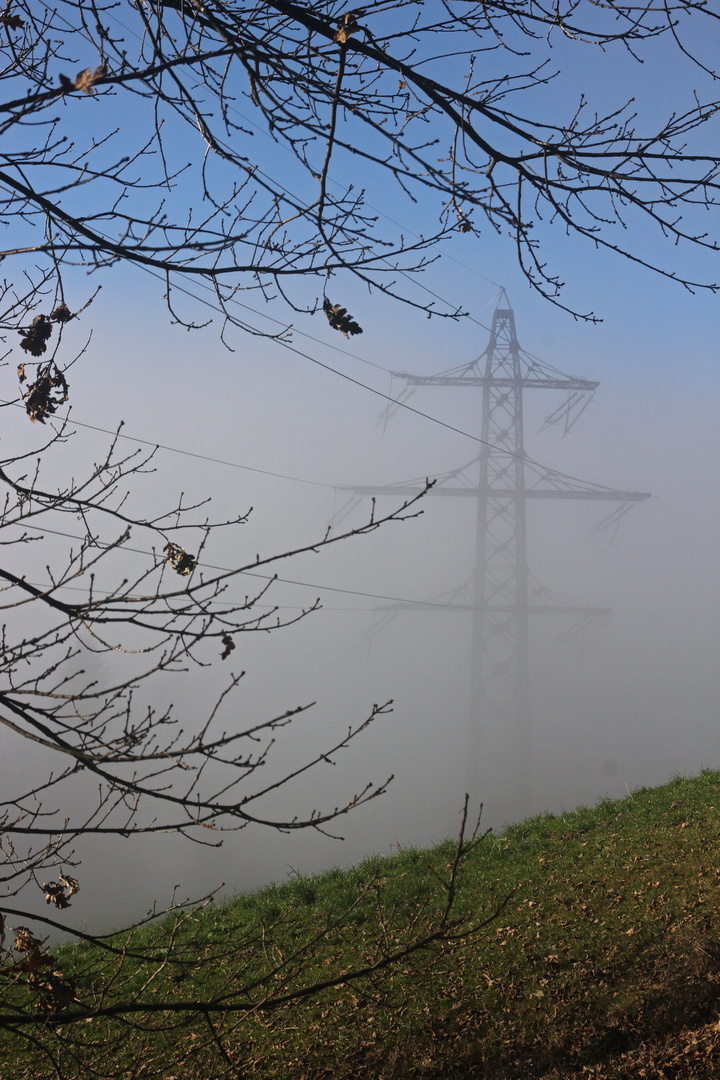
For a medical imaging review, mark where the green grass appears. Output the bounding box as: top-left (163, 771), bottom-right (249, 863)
top-left (3, 769), bottom-right (720, 1078)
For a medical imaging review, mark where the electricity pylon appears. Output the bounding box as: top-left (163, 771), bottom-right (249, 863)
top-left (346, 293), bottom-right (651, 800)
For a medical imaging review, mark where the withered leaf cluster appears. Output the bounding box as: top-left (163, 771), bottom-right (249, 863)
top-left (30, 968), bottom-right (80, 1012)
top-left (59, 64), bottom-right (107, 95)
top-left (21, 362), bottom-right (69, 423)
top-left (42, 872), bottom-right (80, 910)
top-left (19, 314), bottom-right (52, 357)
top-left (11, 926), bottom-right (79, 1011)
top-left (333, 10), bottom-right (360, 44)
top-left (50, 302), bottom-right (72, 323)
top-left (12, 927), bottom-right (53, 973)
top-left (164, 541), bottom-right (197, 576)
top-left (220, 633), bottom-right (236, 660)
top-left (323, 298), bottom-right (363, 337)
top-left (19, 303), bottom-right (73, 356)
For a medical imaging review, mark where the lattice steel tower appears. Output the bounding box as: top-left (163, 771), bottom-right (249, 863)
top-left (347, 293), bottom-right (650, 798)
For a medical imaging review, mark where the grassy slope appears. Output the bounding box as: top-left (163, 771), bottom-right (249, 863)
top-left (3, 770), bottom-right (720, 1079)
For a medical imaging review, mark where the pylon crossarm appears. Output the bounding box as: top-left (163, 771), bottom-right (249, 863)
top-left (540, 388), bottom-right (597, 436)
top-left (344, 484), bottom-right (650, 502)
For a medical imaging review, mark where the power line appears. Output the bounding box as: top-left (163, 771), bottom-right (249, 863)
top-left (13, 520), bottom-right (489, 612)
top-left (123, 267), bottom-right (624, 496)
top-left (5, 279), bottom-right (501, 464)
top-left (135, 264), bottom-right (501, 447)
top-left (5, 268), bottom-right (613, 496)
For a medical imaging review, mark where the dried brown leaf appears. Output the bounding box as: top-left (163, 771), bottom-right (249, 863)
top-left (30, 969), bottom-right (80, 1012)
top-left (13, 926), bottom-right (55, 973)
top-left (14, 926), bottom-right (42, 954)
top-left (43, 882), bottom-right (71, 909)
top-left (59, 63), bottom-right (107, 95)
top-left (323, 297), bottom-right (363, 338)
top-left (333, 11), bottom-right (360, 45)
top-left (221, 633), bottom-right (236, 660)
top-left (58, 872), bottom-right (80, 897)
top-left (50, 302), bottom-right (72, 323)
top-left (15, 951), bottom-right (54, 973)
top-left (0, 10), bottom-right (24, 29)
top-left (19, 314), bottom-right (52, 356)
top-left (164, 541), bottom-right (196, 576)
top-left (22, 362), bottom-right (69, 423)
top-left (43, 873), bottom-right (79, 909)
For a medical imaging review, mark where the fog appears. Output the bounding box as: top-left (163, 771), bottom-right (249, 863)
top-left (3, 232), bottom-right (718, 939)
